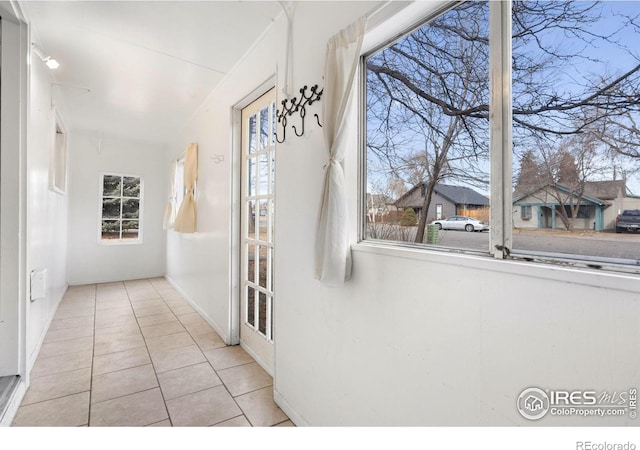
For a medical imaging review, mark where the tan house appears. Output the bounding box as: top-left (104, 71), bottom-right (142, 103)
top-left (513, 180), bottom-right (640, 230)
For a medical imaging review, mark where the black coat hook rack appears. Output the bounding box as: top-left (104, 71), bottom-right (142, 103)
top-left (275, 84), bottom-right (323, 143)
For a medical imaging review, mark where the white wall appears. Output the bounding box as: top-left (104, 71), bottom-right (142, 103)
top-left (67, 133), bottom-right (167, 285)
top-left (0, 12), bottom-right (28, 380)
top-left (24, 51), bottom-right (70, 368)
top-left (166, 1), bottom-right (640, 426)
top-left (165, 9), bottom-right (286, 343)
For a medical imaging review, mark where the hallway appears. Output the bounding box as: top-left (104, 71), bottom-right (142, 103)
top-left (11, 278), bottom-right (291, 427)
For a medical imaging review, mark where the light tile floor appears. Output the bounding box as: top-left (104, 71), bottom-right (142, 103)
top-left (12, 278), bottom-right (293, 427)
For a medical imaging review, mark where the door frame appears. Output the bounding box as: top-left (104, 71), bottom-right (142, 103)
top-left (230, 78), bottom-right (276, 361)
top-left (0, 2), bottom-right (30, 424)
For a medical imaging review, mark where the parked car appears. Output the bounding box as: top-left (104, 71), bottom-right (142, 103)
top-left (431, 216), bottom-right (488, 232)
top-left (615, 209), bottom-right (640, 233)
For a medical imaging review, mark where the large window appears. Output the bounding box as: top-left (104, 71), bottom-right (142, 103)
top-left (363, 1), bottom-right (640, 271)
top-left (100, 174), bottom-right (142, 242)
top-left (365, 1), bottom-right (490, 251)
top-left (510, 0), bottom-right (640, 264)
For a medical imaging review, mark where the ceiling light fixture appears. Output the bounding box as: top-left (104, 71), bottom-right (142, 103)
top-left (32, 43), bottom-right (60, 70)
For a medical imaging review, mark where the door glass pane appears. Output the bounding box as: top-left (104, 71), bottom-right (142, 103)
top-left (247, 287), bottom-right (255, 326)
top-left (267, 199), bottom-right (274, 244)
top-left (248, 116), bottom-right (257, 154)
top-left (257, 152), bottom-right (268, 196)
top-left (102, 198), bottom-right (121, 219)
top-left (247, 200), bottom-right (256, 240)
top-left (259, 107), bottom-right (270, 150)
top-left (247, 157), bottom-right (257, 197)
top-left (258, 245), bottom-right (267, 289)
top-left (102, 175), bottom-right (121, 196)
top-left (258, 292), bottom-right (267, 335)
top-left (258, 199), bottom-right (268, 241)
top-left (247, 243), bottom-right (255, 284)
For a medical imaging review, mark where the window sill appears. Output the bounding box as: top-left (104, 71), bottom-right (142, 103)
top-left (98, 239), bottom-right (143, 246)
top-left (352, 240), bottom-right (640, 294)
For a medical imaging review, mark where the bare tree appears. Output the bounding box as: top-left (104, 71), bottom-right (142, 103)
top-left (534, 137), bottom-right (601, 230)
top-left (366, 0), bottom-right (640, 241)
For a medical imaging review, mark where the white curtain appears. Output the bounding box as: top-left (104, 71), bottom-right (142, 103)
top-left (174, 143), bottom-right (198, 233)
top-left (315, 17), bottom-right (366, 286)
top-left (162, 160), bottom-right (177, 230)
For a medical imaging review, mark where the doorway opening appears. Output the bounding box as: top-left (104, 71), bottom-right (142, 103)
top-left (239, 88), bottom-right (276, 375)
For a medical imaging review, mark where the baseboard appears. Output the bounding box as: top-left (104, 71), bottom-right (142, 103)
top-left (164, 276), bottom-right (304, 426)
top-left (0, 378), bottom-right (26, 427)
top-left (273, 387), bottom-right (307, 427)
top-left (239, 341), bottom-right (273, 377)
top-left (164, 276), bottom-right (230, 344)
top-left (27, 283), bottom-right (68, 372)
top-left (68, 273), bottom-right (165, 286)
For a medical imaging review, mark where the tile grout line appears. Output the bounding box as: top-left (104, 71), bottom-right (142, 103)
top-left (207, 356), bottom-right (258, 426)
top-left (126, 279), bottom-right (174, 427)
top-left (87, 283), bottom-right (97, 426)
top-left (143, 277), bottom-right (255, 427)
top-left (88, 278), bottom-right (281, 427)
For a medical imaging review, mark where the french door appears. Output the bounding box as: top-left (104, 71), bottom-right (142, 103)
top-left (240, 89), bottom-right (276, 374)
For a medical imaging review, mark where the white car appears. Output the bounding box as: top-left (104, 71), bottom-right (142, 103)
top-left (431, 216), bottom-right (488, 232)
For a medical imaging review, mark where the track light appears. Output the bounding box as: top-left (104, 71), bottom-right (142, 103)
top-left (45, 58), bottom-right (60, 69)
top-left (32, 43), bottom-right (59, 70)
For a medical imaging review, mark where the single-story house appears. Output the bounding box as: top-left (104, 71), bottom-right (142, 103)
top-left (395, 182), bottom-right (490, 222)
top-left (513, 180), bottom-right (640, 230)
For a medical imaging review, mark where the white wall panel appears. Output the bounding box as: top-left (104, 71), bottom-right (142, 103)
top-left (24, 53), bottom-right (70, 368)
top-left (67, 133), bottom-right (166, 285)
top-left (165, 12), bottom-right (286, 343)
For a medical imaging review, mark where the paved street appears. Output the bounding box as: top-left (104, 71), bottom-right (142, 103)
top-left (435, 228), bottom-right (640, 262)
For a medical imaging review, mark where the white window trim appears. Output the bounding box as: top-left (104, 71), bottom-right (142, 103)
top-left (174, 156), bottom-right (186, 213)
top-left (358, 0), bottom-right (640, 277)
top-left (98, 172), bottom-right (144, 245)
top-left (49, 108), bottom-right (67, 195)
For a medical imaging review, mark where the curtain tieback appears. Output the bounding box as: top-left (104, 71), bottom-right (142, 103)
top-left (323, 157), bottom-right (338, 170)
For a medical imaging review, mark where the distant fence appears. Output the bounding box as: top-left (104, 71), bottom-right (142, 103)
top-left (366, 206), bottom-right (490, 224)
top-left (458, 207), bottom-right (490, 222)
top-left (366, 210), bottom-right (403, 223)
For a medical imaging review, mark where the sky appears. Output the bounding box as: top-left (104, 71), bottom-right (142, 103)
top-left (366, 0), bottom-right (640, 197)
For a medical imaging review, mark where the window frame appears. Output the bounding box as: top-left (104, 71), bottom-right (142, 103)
top-left (49, 109), bottom-right (67, 195)
top-left (359, 0), bottom-right (509, 259)
top-left (358, 0), bottom-right (640, 276)
top-left (174, 156), bottom-right (186, 211)
top-left (98, 172), bottom-right (144, 245)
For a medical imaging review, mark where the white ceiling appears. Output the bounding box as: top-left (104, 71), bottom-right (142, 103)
top-left (21, 1), bottom-right (283, 145)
